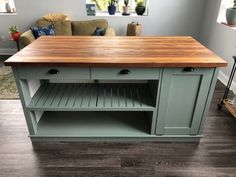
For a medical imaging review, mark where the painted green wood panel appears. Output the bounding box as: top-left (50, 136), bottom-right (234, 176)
top-left (12, 67), bottom-right (38, 135)
top-left (18, 66), bottom-right (90, 80)
top-left (91, 68), bottom-right (160, 80)
top-left (198, 68), bottom-right (219, 134)
top-left (156, 68), bottom-right (214, 135)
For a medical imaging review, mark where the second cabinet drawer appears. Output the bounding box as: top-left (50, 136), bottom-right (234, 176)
top-left (91, 68), bottom-right (160, 80)
top-left (17, 66), bottom-right (90, 80)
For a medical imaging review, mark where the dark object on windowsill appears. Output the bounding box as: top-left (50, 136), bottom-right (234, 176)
top-left (226, 8), bottom-right (236, 26)
top-left (135, 2), bottom-right (146, 15)
top-left (86, 4), bottom-right (96, 16)
top-left (108, 5), bottom-right (116, 15)
top-left (122, 12), bottom-right (130, 16)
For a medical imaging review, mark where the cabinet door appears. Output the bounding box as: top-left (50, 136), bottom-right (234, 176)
top-left (156, 68), bottom-right (214, 135)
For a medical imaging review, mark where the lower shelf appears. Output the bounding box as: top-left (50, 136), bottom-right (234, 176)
top-left (35, 111), bottom-right (151, 137)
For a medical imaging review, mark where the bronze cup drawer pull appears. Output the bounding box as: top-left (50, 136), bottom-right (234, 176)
top-left (48, 69), bottom-right (60, 75)
top-left (183, 67), bottom-right (195, 72)
top-left (119, 69), bottom-right (131, 75)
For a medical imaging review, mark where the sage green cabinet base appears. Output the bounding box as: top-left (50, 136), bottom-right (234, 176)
top-left (12, 66), bottom-right (218, 142)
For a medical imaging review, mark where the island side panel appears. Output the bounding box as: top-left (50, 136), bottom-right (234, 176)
top-left (156, 68), bottom-right (215, 136)
top-left (12, 66), bottom-right (39, 135)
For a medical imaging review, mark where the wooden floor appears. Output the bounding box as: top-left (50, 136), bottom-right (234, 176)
top-left (0, 81), bottom-right (236, 177)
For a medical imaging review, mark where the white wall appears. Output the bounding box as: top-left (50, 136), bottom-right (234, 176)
top-left (0, 0), bottom-right (205, 53)
top-left (199, 0), bottom-right (236, 93)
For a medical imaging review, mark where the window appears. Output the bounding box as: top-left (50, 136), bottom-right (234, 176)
top-left (217, 0), bottom-right (233, 23)
top-left (0, 0), bottom-right (16, 13)
top-left (86, 0), bottom-right (148, 15)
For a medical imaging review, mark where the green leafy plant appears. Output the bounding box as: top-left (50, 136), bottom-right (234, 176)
top-left (234, 0), bottom-right (236, 8)
top-left (135, 0), bottom-right (144, 6)
top-left (9, 26), bottom-right (18, 33)
top-left (108, 0), bottom-right (118, 6)
top-left (124, 0), bottom-right (129, 7)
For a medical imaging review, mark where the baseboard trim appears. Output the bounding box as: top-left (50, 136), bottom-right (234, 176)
top-left (0, 48), bottom-right (17, 55)
top-left (218, 70), bottom-right (236, 94)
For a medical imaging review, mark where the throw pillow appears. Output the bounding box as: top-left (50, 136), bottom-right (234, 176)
top-left (92, 27), bottom-right (106, 36)
top-left (31, 25), bottom-right (55, 39)
top-left (53, 21), bottom-right (72, 36)
top-left (43, 13), bottom-right (67, 22)
top-left (72, 19), bottom-right (108, 36)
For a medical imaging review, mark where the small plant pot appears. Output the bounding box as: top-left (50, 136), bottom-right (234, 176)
top-left (11, 32), bottom-right (20, 41)
top-left (226, 8), bottom-right (236, 26)
top-left (122, 6), bottom-right (131, 15)
top-left (135, 5), bottom-right (146, 15)
top-left (108, 5), bottom-right (116, 15)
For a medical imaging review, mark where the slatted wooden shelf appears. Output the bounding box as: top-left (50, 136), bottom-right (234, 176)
top-left (27, 83), bottom-right (155, 111)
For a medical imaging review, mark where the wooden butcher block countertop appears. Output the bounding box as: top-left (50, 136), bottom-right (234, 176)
top-left (5, 36), bottom-right (227, 68)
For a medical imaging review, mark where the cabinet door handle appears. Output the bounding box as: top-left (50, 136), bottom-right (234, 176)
top-left (183, 67), bottom-right (195, 72)
top-left (119, 69), bottom-right (131, 75)
top-left (48, 69), bottom-right (60, 75)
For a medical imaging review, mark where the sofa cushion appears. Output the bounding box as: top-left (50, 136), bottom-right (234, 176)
top-left (20, 30), bottom-right (36, 46)
top-left (43, 13), bottom-right (67, 22)
top-left (36, 19), bottom-right (51, 27)
top-left (72, 19), bottom-right (108, 36)
top-left (31, 24), bottom-right (55, 39)
top-left (53, 21), bottom-right (72, 36)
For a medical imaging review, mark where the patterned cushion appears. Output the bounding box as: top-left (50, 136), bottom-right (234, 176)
top-left (92, 27), bottom-right (106, 36)
top-left (31, 25), bottom-right (55, 39)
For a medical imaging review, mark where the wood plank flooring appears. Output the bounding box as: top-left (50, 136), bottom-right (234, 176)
top-left (0, 81), bottom-right (236, 177)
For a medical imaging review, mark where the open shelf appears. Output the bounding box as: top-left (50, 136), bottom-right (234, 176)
top-left (28, 83), bottom-right (155, 111)
top-left (35, 111), bottom-right (151, 137)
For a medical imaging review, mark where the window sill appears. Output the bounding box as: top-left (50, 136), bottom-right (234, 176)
top-left (88, 12), bottom-right (148, 17)
top-left (0, 12), bottom-right (17, 15)
top-left (219, 22), bottom-right (236, 30)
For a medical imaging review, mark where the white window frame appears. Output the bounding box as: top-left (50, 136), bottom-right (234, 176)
top-left (0, 0), bottom-right (16, 14)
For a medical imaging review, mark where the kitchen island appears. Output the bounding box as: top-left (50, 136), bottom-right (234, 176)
top-left (5, 36), bottom-right (227, 142)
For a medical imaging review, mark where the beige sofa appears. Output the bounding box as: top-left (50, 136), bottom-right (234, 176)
top-left (20, 19), bottom-right (116, 47)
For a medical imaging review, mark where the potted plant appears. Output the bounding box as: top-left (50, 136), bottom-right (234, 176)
top-left (226, 0), bottom-right (236, 26)
top-left (108, 0), bottom-right (117, 15)
top-left (122, 0), bottom-right (131, 15)
top-left (135, 1), bottom-right (146, 15)
top-left (9, 26), bottom-right (20, 41)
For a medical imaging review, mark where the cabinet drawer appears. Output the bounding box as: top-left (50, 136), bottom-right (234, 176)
top-left (91, 68), bottom-right (160, 80)
top-left (17, 66), bottom-right (90, 80)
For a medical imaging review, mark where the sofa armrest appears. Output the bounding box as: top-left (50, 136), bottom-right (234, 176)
top-left (19, 30), bottom-right (35, 47)
top-left (105, 26), bottom-right (116, 36)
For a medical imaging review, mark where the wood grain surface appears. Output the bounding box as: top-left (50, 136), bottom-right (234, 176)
top-left (5, 36), bottom-right (227, 67)
top-left (1, 81), bottom-right (236, 177)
